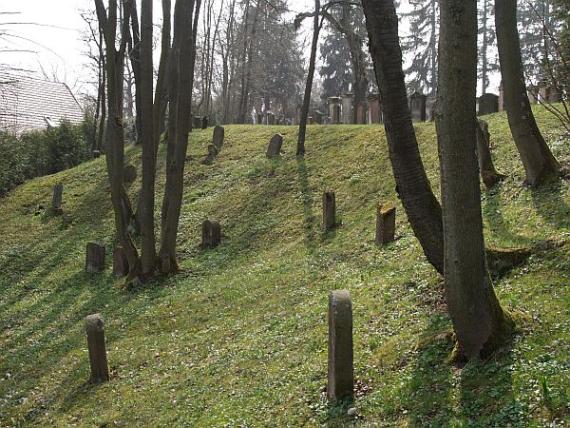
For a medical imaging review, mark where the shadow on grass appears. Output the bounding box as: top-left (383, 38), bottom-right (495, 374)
top-left (531, 180), bottom-right (570, 230)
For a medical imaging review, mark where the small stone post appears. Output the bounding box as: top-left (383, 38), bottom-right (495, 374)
top-left (52, 183), bottom-right (63, 215)
top-left (328, 290), bottom-right (354, 403)
top-left (266, 134), bottom-right (283, 158)
top-left (86, 242), bottom-right (106, 273)
top-left (201, 220), bottom-right (221, 249)
top-left (212, 125), bottom-right (225, 151)
top-left (322, 191), bottom-right (336, 231)
top-left (85, 314), bottom-right (110, 383)
top-left (376, 204), bottom-right (396, 245)
top-left (113, 246), bottom-right (129, 277)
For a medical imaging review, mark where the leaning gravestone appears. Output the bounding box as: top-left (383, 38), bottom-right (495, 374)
top-left (124, 165), bottom-right (137, 184)
top-left (376, 204), bottom-right (396, 245)
top-left (113, 246), bottom-right (129, 277)
top-left (328, 290), bottom-right (354, 403)
top-left (213, 125), bottom-right (225, 151)
top-left (86, 242), bottom-right (106, 273)
top-left (266, 134), bottom-right (283, 158)
top-left (85, 314), bottom-right (110, 383)
top-left (201, 220), bottom-right (221, 249)
top-left (52, 183), bottom-right (64, 215)
top-left (322, 191), bottom-right (336, 231)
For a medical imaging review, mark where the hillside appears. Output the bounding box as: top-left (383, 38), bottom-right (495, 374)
top-left (0, 108), bottom-right (569, 427)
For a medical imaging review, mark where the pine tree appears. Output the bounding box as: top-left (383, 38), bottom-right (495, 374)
top-left (518, 0), bottom-right (552, 82)
top-left (402, 0), bottom-right (439, 95)
top-left (319, 29), bottom-right (352, 100)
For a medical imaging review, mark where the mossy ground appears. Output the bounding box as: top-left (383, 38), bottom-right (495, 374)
top-left (0, 107), bottom-right (568, 427)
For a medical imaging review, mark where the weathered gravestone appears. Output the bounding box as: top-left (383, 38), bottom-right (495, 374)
top-left (202, 144), bottom-right (219, 165)
top-left (201, 116), bottom-right (209, 130)
top-left (328, 290), bottom-right (354, 403)
top-left (329, 97), bottom-right (341, 124)
top-left (85, 314), bottom-right (110, 383)
top-left (376, 204), bottom-right (396, 245)
top-left (52, 183), bottom-right (63, 215)
top-left (124, 165), bottom-right (137, 184)
top-left (86, 242), bottom-right (106, 273)
top-left (192, 116), bottom-right (202, 130)
top-left (367, 94), bottom-right (382, 124)
top-left (201, 220), bottom-right (221, 249)
top-left (213, 125), bottom-right (225, 151)
top-left (341, 93), bottom-right (354, 124)
top-left (113, 246), bottom-right (129, 277)
top-left (477, 93), bottom-right (499, 115)
top-left (266, 134), bottom-right (283, 158)
top-left (322, 191), bottom-right (336, 231)
top-left (409, 92), bottom-right (427, 122)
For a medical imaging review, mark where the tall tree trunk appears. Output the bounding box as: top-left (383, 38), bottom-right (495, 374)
top-left (159, 0), bottom-right (201, 273)
top-left (153, 0), bottom-right (171, 152)
top-left (437, 0), bottom-right (513, 359)
top-left (95, 0), bottom-right (141, 278)
top-left (129, 0), bottom-right (143, 145)
top-left (495, 0), bottom-right (560, 186)
top-left (362, 0), bottom-right (444, 275)
top-left (139, 0), bottom-right (156, 277)
top-left (297, 0), bottom-right (321, 156)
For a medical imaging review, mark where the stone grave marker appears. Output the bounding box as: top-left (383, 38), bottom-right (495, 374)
top-left (376, 204), bottom-right (396, 245)
top-left (201, 220), bottom-right (221, 249)
top-left (52, 183), bottom-right (63, 215)
top-left (266, 134), bottom-right (283, 158)
top-left (213, 125), bottom-right (225, 151)
top-left (328, 290), bottom-right (354, 403)
top-left (323, 191), bottom-right (336, 231)
top-left (113, 246), bottom-right (129, 277)
top-left (85, 314), bottom-right (110, 383)
top-left (86, 242), bottom-right (106, 273)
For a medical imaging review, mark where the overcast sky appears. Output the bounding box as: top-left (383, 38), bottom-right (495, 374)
top-left (1, 0), bottom-right (499, 97)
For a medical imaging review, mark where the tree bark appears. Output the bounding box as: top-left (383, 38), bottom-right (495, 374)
top-left (159, 0), bottom-right (201, 273)
top-left (95, 0), bottom-right (141, 278)
top-left (153, 0), bottom-right (171, 152)
top-left (129, 0), bottom-right (143, 145)
top-left (362, 0), bottom-right (444, 275)
top-left (139, 0), bottom-right (156, 277)
top-left (495, 0), bottom-right (560, 186)
top-left (437, 0), bottom-right (513, 359)
top-left (297, 0), bottom-right (321, 156)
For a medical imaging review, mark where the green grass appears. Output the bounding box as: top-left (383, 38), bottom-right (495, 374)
top-left (1, 106), bottom-right (569, 427)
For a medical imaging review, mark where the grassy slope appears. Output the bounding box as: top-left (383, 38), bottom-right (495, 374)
top-left (0, 107), bottom-right (568, 427)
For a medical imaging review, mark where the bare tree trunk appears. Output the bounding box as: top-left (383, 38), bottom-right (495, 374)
top-left (437, 0), bottom-right (513, 360)
top-left (139, 0), bottom-right (156, 277)
top-left (159, 0), bottom-right (201, 273)
top-left (154, 0), bottom-right (171, 151)
top-left (297, 0), bottom-right (321, 156)
top-left (362, 0), bottom-right (444, 275)
top-left (95, 0), bottom-right (141, 278)
top-left (129, 0), bottom-right (143, 145)
top-left (495, 0), bottom-right (560, 186)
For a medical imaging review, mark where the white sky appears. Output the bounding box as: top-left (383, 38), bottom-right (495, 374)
top-left (1, 0), bottom-right (499, 97)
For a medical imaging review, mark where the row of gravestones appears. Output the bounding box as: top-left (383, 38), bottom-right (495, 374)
top-left (85, 195), bottom-right (397, 275)
top-left (82, 288), bottom-right (356, 405)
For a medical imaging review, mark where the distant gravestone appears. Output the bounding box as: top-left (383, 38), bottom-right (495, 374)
top-left (92, 150), bottom-right (101, 159)
top-left (322, 191), bottom-right (336, 231)
top-left (86, 242), bottom-right (106, 273)
top-left (376, 204), bottom-right (396, 245)
top-left (192, 116), bottom-right (202, 130)
top-left (329, 97), bottom-right (341, 124)
top-left (201, 220), bottom-right (221, 249)
top-left (213, 125), bottom-right (225, 151)
top-left (266, 134), bottom-right (283, 158)
top-left (328, 290), bottom-right (354, 403)
top-left (409, 92), bottom-right (427, 122)
top-left (367, 94), bottom-right (382, 124)
top-left (85, 314), bottom-right (110, 383)
top-left (201, 116), bottom-right (209, 130)
top-left (52, 183), bottom-right (63, 215)
top-left (341, 93), bottom-right (354, 124)
top-left (267, 112), bottom-right (276, 125)
top-left (124, 165), bottom-right (137, 184)
top-left (113, 246), bottom-right (129, 277)
top-left (478, 93), bottom-right (499, 115)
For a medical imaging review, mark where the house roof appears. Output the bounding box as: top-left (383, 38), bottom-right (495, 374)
top-left (0, 73), bottom-right (83, 135)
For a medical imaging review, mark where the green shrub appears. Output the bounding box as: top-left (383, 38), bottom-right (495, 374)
top-left (0, 120), bottom-right (91, 196)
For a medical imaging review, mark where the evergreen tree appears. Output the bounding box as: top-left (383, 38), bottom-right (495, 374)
top-left (401, 0), bottom-right (439, 95)
top-left (319, 28), bottom-right (352, 101)
top-left (518, 0), bottom-right (552, 82)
